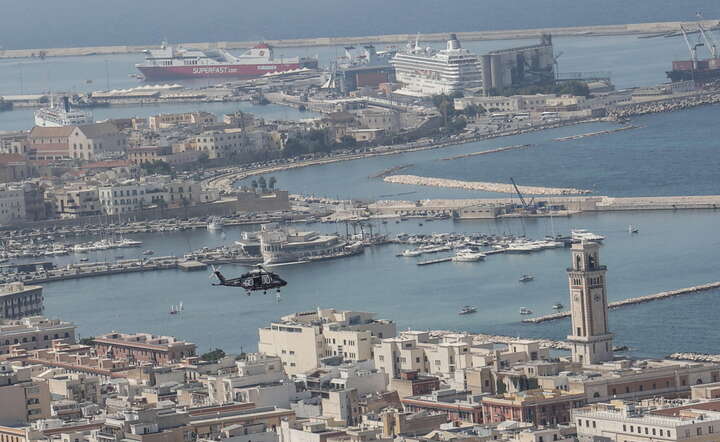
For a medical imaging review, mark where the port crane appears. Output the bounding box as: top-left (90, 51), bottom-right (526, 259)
top-left (510, 177), bottom-right (535, 212)
top-left (680, 25), bottom-right (705, 68)
top-left (697, 23), bottom-right (719, 58)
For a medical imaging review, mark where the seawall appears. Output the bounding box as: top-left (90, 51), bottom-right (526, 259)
top-left (0, 20), bottom-right (714, 59)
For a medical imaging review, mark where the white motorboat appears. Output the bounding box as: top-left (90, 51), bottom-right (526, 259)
top-left (571, 229), bottom-right (605, 242)
top-left (452, 250), bottom-right (486, 262)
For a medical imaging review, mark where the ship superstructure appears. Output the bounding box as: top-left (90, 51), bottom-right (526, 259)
top-left (390, 34), bottom-right (482, 97)
top-left (259, 224), bottom-right (347, 265)
top-left (136, 41), bottom-right (318, 80)
top-left (34, 96), bottom-right (93, 127)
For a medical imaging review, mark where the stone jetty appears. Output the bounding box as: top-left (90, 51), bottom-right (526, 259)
top-left (383, 175), bottom-right (592, 196)
top-left (439, 144), bottom-right (532, 161)
top-left (609, 92), bottom-right (720, 119)
top-left (523, 281), bottom-right (720, 323)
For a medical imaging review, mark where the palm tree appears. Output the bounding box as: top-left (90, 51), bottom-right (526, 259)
top-left (268, 176), bottom-right (277, 190)
top-left (251, 179), bottom-right (258, 192)
top-left (258, 176), bottom-right (267, 192)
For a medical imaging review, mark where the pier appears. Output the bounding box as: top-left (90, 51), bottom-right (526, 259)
top-left (417, 257), bottom-right (452, 266)
top-left (438, 144), bottom-right (532, 161)
top-left (552, 125), bottom-right (641, 142)
top-left (522, 281), bottom-right (720, 323)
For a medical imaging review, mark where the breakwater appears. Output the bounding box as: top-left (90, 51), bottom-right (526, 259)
top-left (439, 144), bottom-right (532, 161)
top-left (1, 20), bottom-right (713, 59)
top-left (667, 353), bottom-right (720, 363)
top-left (383, 175), bottom-right (592, 196)
top-left (610, 93), bottom-right (720, 119)
top-left (552, 125), bottom-right (641, 142)
top-left (369, 164), bottom-right (414, 179)
top-left (522, 281), bottom-right (720, 323)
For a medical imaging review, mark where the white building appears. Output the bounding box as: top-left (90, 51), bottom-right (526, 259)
top-left (573, 400), bottom-right (720, 441)
top-left (391, 34), bottom-right (482, 97)
top-left (0, 184), bottom-right (26, 225)
top-left (98, 181), bottom-right (152, 215)
top-left (258, 308), bottom-right (396, 375)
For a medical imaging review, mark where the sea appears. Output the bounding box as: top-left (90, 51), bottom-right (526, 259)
top-left (1, 25), bottom-right (720, 358)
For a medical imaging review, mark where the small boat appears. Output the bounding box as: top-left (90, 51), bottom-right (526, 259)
top-left (207, 217), bottom-right (224, 231)
top-left (629, 225), bottom-right (639, 234)
top-left (458, 305), bottom-right (478, 315)
top-left (401, 249), bottom-right (423, 257)
top-left (79, 257), bottom-right (89, 262)
top-left (519, 307), bottom-right (533, 315)
top-left (519, 274), bottom-right (534, 283)
top-left (169, 305), bottom-right (178, 315)
top-left (142, 250), bottom-right (154, 256)
top-left (553, 303), bottom-right (564, 310)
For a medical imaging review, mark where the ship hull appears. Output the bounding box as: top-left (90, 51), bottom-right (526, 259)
top-left (137, 62), bottom-right (304, 80)
top-left (667, 68), bottom-right (720, 83)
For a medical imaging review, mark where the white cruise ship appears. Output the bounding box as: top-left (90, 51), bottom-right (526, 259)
top-left (390, 34), bottom-right (482, 97)
top-left (34, 97), bottom-right (93, 127)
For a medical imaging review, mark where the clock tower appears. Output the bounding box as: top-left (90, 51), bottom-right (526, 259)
top-left (567, 241), bottom-right (614, 365)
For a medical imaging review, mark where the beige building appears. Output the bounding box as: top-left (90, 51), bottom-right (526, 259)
top-left (68, 122), bottom-right (127, 161)
top-left (148, 111), bottom-right (216, 130)
top-left (0, 132), bottom-right (30, 155)
top-left (258, 308), bottom-right (396, 375)
top-left (54, 186), bottom-right (101, 218)
top-left (0, 363), bottom-right (51, 425)
top-left (0, 184), bottom-right (26, 225)
top-left (0, 316), bottom-right (75, 356)
top-left (573, 400), bottom-right (720, 441)
top-left (0, 283), bottom-right (44, 321)
top-left (48, 373), bottom-right (101, 404)
top-left (28, 126), bottom-right (74, 160)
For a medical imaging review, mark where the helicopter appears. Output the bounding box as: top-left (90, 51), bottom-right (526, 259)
top-left (210, 264), bottom-right (287, 295)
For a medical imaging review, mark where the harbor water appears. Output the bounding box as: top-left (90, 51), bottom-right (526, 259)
top-left (38, 208), bottom-right (720, 359)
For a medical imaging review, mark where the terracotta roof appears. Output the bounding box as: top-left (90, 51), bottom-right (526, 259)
top-left (30, 126), bottom-right (75, 137)
top-left (0, 153), bottom-right (28, 165)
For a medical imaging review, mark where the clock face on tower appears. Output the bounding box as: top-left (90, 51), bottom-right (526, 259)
top-left (593, 294), bottom-right (601, 302)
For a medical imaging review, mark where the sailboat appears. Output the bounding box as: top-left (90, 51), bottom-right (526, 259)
top-left (629, 225), bottom-right (639, 234)
top-left (169, 302), bottom-right (183, 315)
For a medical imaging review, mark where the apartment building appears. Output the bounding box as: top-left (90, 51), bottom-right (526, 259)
top-left (0, 184), bottom-right (26, 225)
top-left (68, 122), bottom-right (127, 161)
top-left (258, 308), bottom-right (396, 375)
top-left (0, 283), bottom-right (44, 321)
top-left (481, 389), bottom-right (586, 426)
top-left (54, 186), bottom-right (101, 218)
top-left (573, 400), bottom-right (720, 441)
top-left (0, 363), bottom-right (51, 425)
top-left (0, 316), bottom-right (75, 355)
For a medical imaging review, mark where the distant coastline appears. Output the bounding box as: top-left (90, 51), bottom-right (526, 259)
top-left (0, 19), bottom-right (714, 60)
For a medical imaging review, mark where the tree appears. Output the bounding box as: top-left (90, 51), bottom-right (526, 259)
top-left (201, 348), bottom-right (226, 362)
top-left (258, 176), bottom-right (267, 192)
top-left (339, 135), bottom-right (357, 148)
top-left (268, 176), bottom-right (277, 190)
top-left (79, 337), bottom-right (95, 346)
top-left (251, 179), bottom-right (258, 192)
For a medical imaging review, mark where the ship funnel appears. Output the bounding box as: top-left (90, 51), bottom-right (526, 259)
top-left (447, 33), bottom-right (461, 50)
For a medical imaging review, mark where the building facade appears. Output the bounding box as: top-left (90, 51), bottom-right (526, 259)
top-left (0, 283), bottom-right (44, 320)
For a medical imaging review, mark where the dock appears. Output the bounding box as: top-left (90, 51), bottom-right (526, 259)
top-left (417, 257), bottom-right (452, 266)
top-left (178, 261), bottom-right (208, 271)
top-left (522, 281), bottom-right (720, 323)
